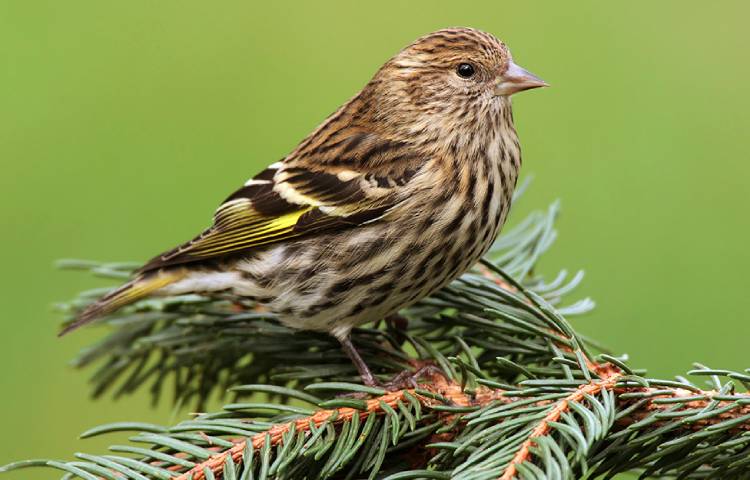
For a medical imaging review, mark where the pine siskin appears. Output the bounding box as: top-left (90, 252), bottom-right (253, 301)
top-left (61, 27), bottom-right (547, 387)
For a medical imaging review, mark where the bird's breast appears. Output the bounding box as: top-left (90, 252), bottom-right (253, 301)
top-left (237, 132), bottom-right (521, 337)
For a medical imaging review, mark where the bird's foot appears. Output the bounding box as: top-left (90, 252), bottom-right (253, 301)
top-left (337, 363), bottom-right (444, 399)
top-left (380, 362), bottom-right (445, 391)
top-left (338, 335), bottom-right (444, 392)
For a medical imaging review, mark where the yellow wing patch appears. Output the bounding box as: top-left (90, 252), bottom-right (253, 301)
top-left (189, 208), bottom-right (312, 257)
top-left (139, 156), bottom-right (413, 272)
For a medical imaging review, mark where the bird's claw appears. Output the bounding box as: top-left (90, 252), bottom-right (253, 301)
top-left (379, 363), bottom-right (445, 391)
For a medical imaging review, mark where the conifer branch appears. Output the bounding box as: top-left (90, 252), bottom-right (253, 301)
top-left (178, 369), bottom-right (507, 480)
top-left (33, 360), bottom-right (745, 480)
top-left (499, 367), bottom-right (624, 480)
top-left (6, 195), bottom-right (750, 479)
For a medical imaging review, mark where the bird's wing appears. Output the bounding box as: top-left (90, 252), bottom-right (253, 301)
top-left (139, 133), bottom-right (420, 272)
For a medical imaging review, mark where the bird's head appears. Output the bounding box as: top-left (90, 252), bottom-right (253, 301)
top-left (363, 27), bottom-right (547, 138)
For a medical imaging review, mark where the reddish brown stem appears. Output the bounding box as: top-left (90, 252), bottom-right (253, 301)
top-left (499, 370), bottom-right (623, 480)
top-left (175, 365), bottom-right (750, 480)
top-left (177, 370), bottom-right (504, 480)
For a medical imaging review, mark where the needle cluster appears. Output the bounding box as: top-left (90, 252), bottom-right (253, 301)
top-left (5, 193), bottom-right (750, 480)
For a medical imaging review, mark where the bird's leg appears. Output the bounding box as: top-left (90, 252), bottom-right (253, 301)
top-left (339, 334), bottom-right (446, 392)
top-left (339, 335), bottom-right (381, 388)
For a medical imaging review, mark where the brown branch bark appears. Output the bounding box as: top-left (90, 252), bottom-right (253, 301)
top-left (177, 364), bottom-right (750, 480)
top-left (177, 370), bottom-right (506, 480)
top-left (499, 369), bottom-right (623, 480)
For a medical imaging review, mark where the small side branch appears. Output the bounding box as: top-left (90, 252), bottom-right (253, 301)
top-left (499, 369), bottom-right (623, 480)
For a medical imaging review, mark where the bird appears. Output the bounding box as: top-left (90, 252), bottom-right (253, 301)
top-left (60, 27), bottom-right (547, 388)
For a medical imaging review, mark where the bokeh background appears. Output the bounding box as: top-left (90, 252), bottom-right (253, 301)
top-left (2, 1), bottom-right (749, 477)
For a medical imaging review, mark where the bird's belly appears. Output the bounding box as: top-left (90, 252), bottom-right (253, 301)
top-left (230, 185), bottom-right (511, 339)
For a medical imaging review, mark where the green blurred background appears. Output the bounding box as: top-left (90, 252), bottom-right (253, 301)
top-left (2, 1), bottom-right (749, 477)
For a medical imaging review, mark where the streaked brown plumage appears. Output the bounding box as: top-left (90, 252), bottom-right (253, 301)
top-left (61, 27), bottom-right (547, 387)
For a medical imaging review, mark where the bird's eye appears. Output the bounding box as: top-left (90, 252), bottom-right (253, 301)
top-left (456, 63), bottom-right (476, 78)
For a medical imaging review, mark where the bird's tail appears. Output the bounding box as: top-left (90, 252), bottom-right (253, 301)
top-left (58, 269), bottom-right (187, 336)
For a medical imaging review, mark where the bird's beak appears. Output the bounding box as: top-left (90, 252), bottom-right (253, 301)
top-left (495, 61), bottom-right (548, 96)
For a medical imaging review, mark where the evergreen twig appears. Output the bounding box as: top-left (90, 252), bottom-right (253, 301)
top-left (4, 194), bottom-right (750, 479)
